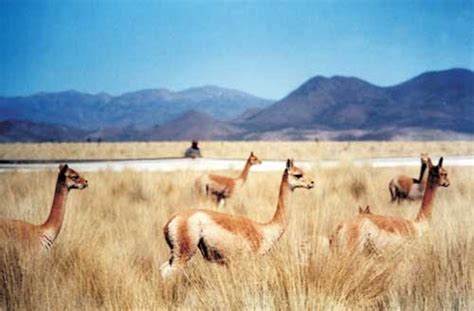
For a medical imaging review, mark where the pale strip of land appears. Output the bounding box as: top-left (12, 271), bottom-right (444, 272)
top-left (1, 141), bottom-right (473, 161)
top-left (1, 155), bottom-right (473, 172)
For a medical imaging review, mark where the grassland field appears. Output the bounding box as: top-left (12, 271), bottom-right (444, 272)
top-left (1, 141), bottom-right (474, 160)
top-left (0, 142), bottom-right (473, 310)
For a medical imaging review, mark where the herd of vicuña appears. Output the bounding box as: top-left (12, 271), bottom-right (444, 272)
top-left (0, 152), bottom-right (450, 280)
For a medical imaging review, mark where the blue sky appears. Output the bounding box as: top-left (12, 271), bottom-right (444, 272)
top-left (1, 0), bottom-right (473, 99)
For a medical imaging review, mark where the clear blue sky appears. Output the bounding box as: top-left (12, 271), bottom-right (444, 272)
top-left (1, 0), bottom-right (473, 99)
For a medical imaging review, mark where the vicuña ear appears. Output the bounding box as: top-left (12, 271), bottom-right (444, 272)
top-left (59, 163), bottom-right (68, 173)
top-left (438, 157), bottom-right (443, 167)
top-left (290, 159), bottom-right (294, 167)
top-left (364, 205), bottom-right (371, 214)
top-left (286, 159), bottom-right (291, 169)
top-left (358, 206), bottom-right (363, 213)
top-left (250, 151), bottom-right (254, 156)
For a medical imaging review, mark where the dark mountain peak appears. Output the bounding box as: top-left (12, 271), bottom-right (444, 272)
top-left (297, 75), bottom-right (329, 89)
top-left (389, 68), bottom-right (474, 102)
top-left (414, 68), bottom-right (473, 80)
top-left (330, 75), bottom-right (374, 85)
top-left (248, 67), bottom-right (474, 134)
top-left (391, 68), bottom-right (474, 89)
top-left (288, 74), bottom-right (378, 99)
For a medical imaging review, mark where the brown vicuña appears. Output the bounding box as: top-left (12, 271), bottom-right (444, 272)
top-left (194, 152), bottom-right (262, 207)
top-left (160, 159), bottom-right (314, 278)
top-left (388, 153), bottom-right (429, 203)
top-left (330, 156), bottom-right (450, 253)
top-left (0, 164), bottom-right (88, 254)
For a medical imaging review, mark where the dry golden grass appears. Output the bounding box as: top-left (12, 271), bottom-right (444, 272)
top-left (0, 157), bottom-right (472, 309)
top-left (1, 141), bottom-right (474, 160)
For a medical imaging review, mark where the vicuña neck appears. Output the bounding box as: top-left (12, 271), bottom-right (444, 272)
top-left (257, 172), bottom-right (291, 254)
top-left (40, 176), bottom-right (69, 240)
top-left (415, 177), bottom-right (438, 222)
top-left (269, 172), bottom-right (290, 227)
top-left (237, 159), bottom-right (252, 182)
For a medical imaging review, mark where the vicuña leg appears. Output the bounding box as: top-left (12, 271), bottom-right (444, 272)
top-left (160, 217), bottom-right (200, 278)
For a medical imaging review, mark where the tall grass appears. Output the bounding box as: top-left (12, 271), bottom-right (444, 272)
top-left (0, 163), bottom-right (472, 309)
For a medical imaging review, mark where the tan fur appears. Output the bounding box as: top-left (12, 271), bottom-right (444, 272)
top-left (0, 164), bottom-right (88, 254)
top-left (195, 152), bottom-right (262, 206)
top-left (161, 159), bottom-right (314, 278)
top-left (207, 174), bottom-right (236, 196)
top-left (397, 176), bottom-right (416, 192)
top-left (331, 157), bottom-right (449, 254)
top-left (168, 209), bottom-right (263, 252)
top-left (208, 211), bottom-right (263, 250)
top-left (0, 220), bottom-right (38, 252)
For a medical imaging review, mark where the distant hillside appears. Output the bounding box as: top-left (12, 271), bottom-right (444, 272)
top-left (140, 110), bottom-right (242, 141)
top-left (246, 75), bottom-right (390, 131)
top-left (0, 120), bottom-right (88, 142)
top-left (246, 68), bottom-right (474, 136)
top-left (387, 69), bottom-right (474, 133)
top-left (0, 86), bottom-right (273, 130)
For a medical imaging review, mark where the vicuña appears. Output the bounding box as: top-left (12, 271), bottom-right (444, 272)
top-left (0, 164), bottom-right (88, 254)
top-left (194, 152), bottom-right (262, 207)
top-left (388, 153), bottom-right (429, 203)
top-left (330, 156), bottom-right (449, 253)
top-left (161, 159), bottom-right (314, 278)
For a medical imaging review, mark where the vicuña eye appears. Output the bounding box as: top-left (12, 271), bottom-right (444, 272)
top-left (294, 174), bottom-right (302, 179)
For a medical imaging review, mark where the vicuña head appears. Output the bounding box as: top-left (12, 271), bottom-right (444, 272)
top-left (248, 151), bottom-right (262, 166)
top-left (161, 159), bottom-right (313, 278)
top-left (57, 164), bottom-right (89, 190)
top-left (285, 159), bottom-right (315, 190)
top-left (426, 157), bottom-right (450, 187)
top-left (330, 156), bottom-right (449, 254)
top-left (388, 153), bottom-right (430, 203)
top-left (194, 151), bottom-right (262, 207)
top-left (0, 164), bottom-right (88, 254)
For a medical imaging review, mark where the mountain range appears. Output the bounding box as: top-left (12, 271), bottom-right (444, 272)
top-left (0, 68), bottom-right (473, 141)
top-left (0, 86), bottom-right (272, 130)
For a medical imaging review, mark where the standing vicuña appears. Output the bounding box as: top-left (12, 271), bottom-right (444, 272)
top-left (0, 164), bottom-right (88, 254)
top-left (194, 152), bottom-right (262, 207)
top-left (329, 157), bottom-right (449, 253)
top-left (161, 159), bottom-right (314, 278)
top-left (389, 153), bottom-right (429, 203)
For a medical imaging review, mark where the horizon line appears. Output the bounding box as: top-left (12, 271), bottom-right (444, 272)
top-left (1, 67), bottom-right (472, 100)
